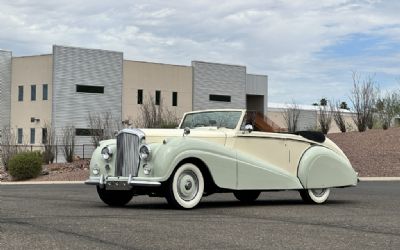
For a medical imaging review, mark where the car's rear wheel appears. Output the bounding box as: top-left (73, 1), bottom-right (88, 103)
top-left (299, 188), bottom-right (330, 204)
top-left (233, 190), bottom-right (261, 203)
top-left (165, 163), bottom-right (204, 209)
top-left (96, 186), bottom-right (133, 207)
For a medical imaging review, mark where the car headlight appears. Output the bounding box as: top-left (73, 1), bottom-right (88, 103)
top-left (139, 145), bottom-right (151, 161)
top-left (101, 146), bottom-right (113, 160)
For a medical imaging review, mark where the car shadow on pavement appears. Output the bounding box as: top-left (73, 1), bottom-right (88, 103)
top-left (87, 198), bottom-right (358, 210)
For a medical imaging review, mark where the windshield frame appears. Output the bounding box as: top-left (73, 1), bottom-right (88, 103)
top-left (179, 110), bottom-right (246, 131)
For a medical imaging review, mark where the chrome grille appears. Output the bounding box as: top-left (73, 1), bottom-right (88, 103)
top-left (116, 132), bottom-right (140, 177)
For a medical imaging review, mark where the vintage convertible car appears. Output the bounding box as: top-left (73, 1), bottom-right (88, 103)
top-left (85, 109), bottom-right (358, 209)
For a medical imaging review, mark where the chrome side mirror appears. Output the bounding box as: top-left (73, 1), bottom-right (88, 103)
top-left (183, 127), bottom-right (191, 137)
top-left (244, 124), bottom-right (253, 133)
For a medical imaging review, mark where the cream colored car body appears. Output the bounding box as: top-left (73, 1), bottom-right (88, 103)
top-left (87, 109), bottom-right (358, 192)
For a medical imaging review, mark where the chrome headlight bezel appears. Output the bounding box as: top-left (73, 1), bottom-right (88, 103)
top-left (101, 146), bottom-right (113, 161)
top-left (139, 144), bottom-right (151, 161)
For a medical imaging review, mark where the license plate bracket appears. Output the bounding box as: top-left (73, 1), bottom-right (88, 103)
top-left (105, 181), bottom-right (132, 190)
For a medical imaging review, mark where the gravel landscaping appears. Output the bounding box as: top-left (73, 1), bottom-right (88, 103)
top-left (328, 127), bottom-right (400, 177)
top-left (0, 160), bottom-right (90, 182)
top-left (1, 127), bottom-right (399, 182)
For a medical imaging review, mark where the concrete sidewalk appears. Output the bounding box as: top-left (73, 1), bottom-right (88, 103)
top-left (0, 181), bottom-right (85, 185)
top-left (1, 177), bottom-right (400, 185)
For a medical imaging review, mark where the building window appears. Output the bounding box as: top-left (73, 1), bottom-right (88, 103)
top-left (172, 92), bottom-right (178, 106)
top-left (31, 85), bottom-right (36, 101)
top-left (75, 128), bottom-right (103, 136)
top-left (76, 85), bottom-right (104, 94)
top-left (155, 90), bottom-right (161, 105)
top-left (30, 128), bottom-right (35, 144)
top-left (137, 89), bottom-right (143, 104)
top-left (209, 94), bottom-right (231, 102)
top-left (42, 128), bottom-right (47, 144)
top-left (43, 84), bottom-right (48, 100)
top-left (17, 128), bottom-right (23, 144)
top-left (18, 86), bottom-right (23, 101)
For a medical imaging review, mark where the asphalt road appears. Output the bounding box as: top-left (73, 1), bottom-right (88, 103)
top-left (1, 182), bottom-right (399, 250)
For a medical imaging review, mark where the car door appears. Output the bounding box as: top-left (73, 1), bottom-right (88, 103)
top-left (232, 132), bottom-right (304, 190)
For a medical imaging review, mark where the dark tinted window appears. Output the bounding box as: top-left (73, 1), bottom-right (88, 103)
top-left (18, 86), bottom-right (23, 101)
top-left (43, 84), bottom-right (48, 100)
top-left (172, 92), bottom-right (178, 106)
top-left (75, 128), bottom-right (103, 136)
top-left (31, 85), bottom-right (36, 101)
top-left (209, 94), bottom-right (231, 102)
top-left (42, 128), bottom-right (47, 144)
top-left (30, 128), bottom-right (35, 144)
top-left (76, 85), bottom-right (104, 94)
top-left (17, 128), bottom-right (23, 144)
top-left (137, 89), bottom-right (143, 104)
top-left (155, 90), bottom-right (161, 105)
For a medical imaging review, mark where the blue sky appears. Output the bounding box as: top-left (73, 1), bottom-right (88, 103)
top-left (1, 0), bottom-right (399, 105)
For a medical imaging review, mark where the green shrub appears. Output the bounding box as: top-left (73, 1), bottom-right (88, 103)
top-left (8, 151), bottom-right (42, 180)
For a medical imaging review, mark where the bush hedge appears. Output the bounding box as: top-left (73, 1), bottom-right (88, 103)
top-left (8, 152), bottom-right (42, 180)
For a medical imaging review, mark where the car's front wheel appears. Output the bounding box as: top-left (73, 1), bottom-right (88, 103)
top-left (233, 190), bottom-right (261, 203)
top-left (96, 186), bottom-right (133, 207)
top-left (299, 188), bottom-right (330, 204)
top-left (165, 163), bottom-right (204, 209)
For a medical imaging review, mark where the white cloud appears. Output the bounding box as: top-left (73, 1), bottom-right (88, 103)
top-left (0, 0), bottom-right (399, 104)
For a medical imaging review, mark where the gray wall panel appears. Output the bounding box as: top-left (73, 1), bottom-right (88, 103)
top-left (192, 61), bottom-right (246, 110)
top-left (246, 74), bottom-right (268, 114)
top-left (0, 50), bottom-right (12, 133)
top-left (246, 74), bottom-right (268, 95)
top-left (52, 46), bottom-right (123, 146)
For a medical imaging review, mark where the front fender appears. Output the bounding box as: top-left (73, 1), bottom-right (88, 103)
top-left (297, 146), bottom-right (357, 188)
top-left (89, 140), bottom-right (117, 177)
top-left (147, 137), bottom-right (237, 189)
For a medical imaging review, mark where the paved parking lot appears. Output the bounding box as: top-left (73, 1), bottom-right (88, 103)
top-left (0, 181), bottom-right (399, 249)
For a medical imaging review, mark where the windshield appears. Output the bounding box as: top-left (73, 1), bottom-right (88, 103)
top-left (180, 111), bottom-right (242, 129)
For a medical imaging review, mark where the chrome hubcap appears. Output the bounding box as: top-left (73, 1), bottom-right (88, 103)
top-left (185, 181), bottom-right (192, 190)
top-left (311, 189), bottom-right (326, 197)
top-left (177, 170), bottom-right (199, 201)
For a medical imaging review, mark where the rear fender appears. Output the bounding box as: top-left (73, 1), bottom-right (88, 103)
top-left (298, 146), bottom-right (357, 188)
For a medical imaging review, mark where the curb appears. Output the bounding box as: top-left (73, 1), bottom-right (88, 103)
top-left (0, 181), bottom-right (85, 185)
top-left (358, 177), bottom-right (400, 181)
top-left (1, 178), bottom-right (400, 185)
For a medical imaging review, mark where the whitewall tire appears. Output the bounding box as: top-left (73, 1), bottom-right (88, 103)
top-left (300, 188), bottom-right (330, 204)
top-left (166, 163), bottom-right (204, 209)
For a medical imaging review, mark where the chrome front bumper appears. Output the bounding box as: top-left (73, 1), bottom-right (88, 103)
top-left (85, 174), bottom-right (161, 188)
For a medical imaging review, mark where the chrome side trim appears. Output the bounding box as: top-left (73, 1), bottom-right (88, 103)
top-left (129, 180), bottom-right (162, 187)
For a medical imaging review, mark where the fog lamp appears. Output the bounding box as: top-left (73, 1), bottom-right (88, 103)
top-left (92, 167), bottom-right (100, 176)
top-left (143, 164), bottom-right (151, 175)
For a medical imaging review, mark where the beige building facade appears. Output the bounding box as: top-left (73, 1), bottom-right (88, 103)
top-left (123, 60), bottom-right (193, 123)
top-left (0, 45), bottom-right (269, 153)
top-left (10, 55), bottom-right (53, 145)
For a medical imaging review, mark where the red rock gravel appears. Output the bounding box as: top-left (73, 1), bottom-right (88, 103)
top-left (328, 127), bottom-right (400, 177)
top-left (0, 160), bottom-right (90, 182)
